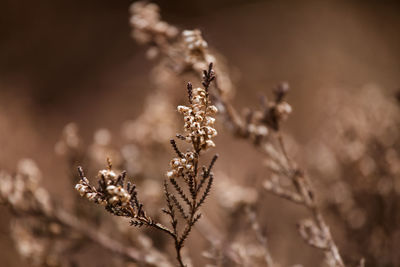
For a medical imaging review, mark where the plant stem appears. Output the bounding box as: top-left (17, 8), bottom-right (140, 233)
top-left (176, 245), bottom-right (185, 267)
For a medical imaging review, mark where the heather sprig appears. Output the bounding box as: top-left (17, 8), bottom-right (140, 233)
top-left (75, 63), bottom-right (219, 267)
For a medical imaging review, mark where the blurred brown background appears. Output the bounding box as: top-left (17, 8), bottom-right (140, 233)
top-left (1, 0), bottom-right (400, 266)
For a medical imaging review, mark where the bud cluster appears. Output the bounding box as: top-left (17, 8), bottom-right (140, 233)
top-left (166, 152), bottom-right (195, 179)
top-left (182, 29), bottom-right (216, 71)
top-left (182, 30), bottom-right (208, 51)
top-left (130, 2), bottom-right (178, 44)
top-left (177, 87), bottom-right (218, 151)
top-left (75, 175), bottom-right (105, 206)
top-left (274, 101), bottom-right (292, 122)
top-left (0, 159), bottom-right (52, 214)
top-left (75, 167), bottom-right (132, 211)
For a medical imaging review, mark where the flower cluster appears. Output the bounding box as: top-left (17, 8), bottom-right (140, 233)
top-left (177, 87), bottom-right (218, 151)
top-left (182, 29), bottom-right (216, 71)
top-left (75, 165), bottom-right (133, 215)
top-left (0, 159), bottom-right (66, 266)
top-left (0, 159), bottom-right (52, 214)
top-left (129, 2), bottom-right (178, 44)
top-left (274, 101), bottom-right (292, 122)
top-left (241, 83), bottom-right (292, 143)
top-left (182, 30), bottom-right (208, 51)
top-left (166, 151), bottom-right (195, 179)
top-left (269, 82), bottom-right (292, 126)
top-left (54, 122), bottom-right (81, 156)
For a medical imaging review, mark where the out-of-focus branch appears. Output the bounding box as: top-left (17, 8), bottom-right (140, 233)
top-left (53, 210), bottom-right (145, 263)
top-left (0, 163), bottom-right (173, 267)
top-left (245, 206), bottom-right (275, 267)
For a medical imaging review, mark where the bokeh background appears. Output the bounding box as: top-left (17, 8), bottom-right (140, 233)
top-left (1, 0), bottom-right (400, 266)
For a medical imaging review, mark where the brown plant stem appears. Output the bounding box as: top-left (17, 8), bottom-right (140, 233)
top-left (276, 136), bottom-right (345, 267)
top-left (245, 205), bottom-right (275, 267)
top-left (53, 210), bottom-right (146, 263)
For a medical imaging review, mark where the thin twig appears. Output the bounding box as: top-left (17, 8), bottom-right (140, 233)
top-left (245, 206), bottom-right (275, 267)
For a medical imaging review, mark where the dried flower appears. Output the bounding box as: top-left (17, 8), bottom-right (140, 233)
top-left (129, 2), bottom-right (178, 44)
top-left (176, 68), bottom-right (218, 153)
top-left (182, 29), bottom-right (208, 50)
top-left (75, 63), bottom-right (219, 267)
